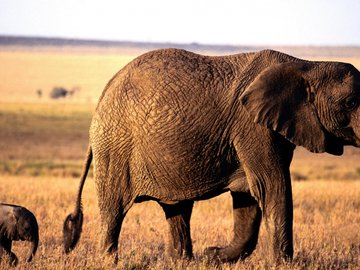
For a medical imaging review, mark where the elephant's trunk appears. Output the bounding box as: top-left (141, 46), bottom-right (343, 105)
top-left (26, 234), bottom-right (38, 262)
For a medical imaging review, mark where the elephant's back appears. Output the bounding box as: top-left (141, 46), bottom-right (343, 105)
top-left (92, 48), bottom-right (242, 144)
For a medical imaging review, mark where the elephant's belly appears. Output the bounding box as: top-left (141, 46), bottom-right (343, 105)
top-left (130, 124), bottom-right (247, 201)
top-left (133, 157), bottom-right (249, 202)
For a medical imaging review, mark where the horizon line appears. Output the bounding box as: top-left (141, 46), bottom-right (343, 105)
top-left (1, 34), bottom-right (360, 49)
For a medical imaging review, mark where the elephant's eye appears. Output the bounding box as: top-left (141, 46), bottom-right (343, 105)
top-left (343, 97), bottom-right (358, 110)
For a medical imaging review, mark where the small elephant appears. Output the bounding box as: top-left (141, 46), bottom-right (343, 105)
top-left (0, 204), bottom-right (39, 266)
top-left (63, 49), bottom-right (360, 264)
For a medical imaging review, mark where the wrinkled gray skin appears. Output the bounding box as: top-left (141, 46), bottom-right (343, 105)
top-left (0, 204), bottom-right (39, 266)
top-left (64, 49), bottom-right (360, 264)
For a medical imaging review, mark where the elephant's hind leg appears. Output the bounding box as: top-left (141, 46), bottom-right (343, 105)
top-left (95, 161), bottom-right (134, 263)
top-left (205, 192), bottom-right (261, 262)
top-left (100, 212), bottom-right (124, 255)
top-left (159, 200), bottom-right (194, 260)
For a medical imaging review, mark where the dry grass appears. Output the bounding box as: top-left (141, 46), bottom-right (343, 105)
top-left (0, 176), bottom-right (359, 269)
top-left (0, 102), bottom-right (92, 161)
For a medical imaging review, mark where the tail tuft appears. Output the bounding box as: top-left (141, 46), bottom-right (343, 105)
top-left (63, 211), bottom-right (83, 253)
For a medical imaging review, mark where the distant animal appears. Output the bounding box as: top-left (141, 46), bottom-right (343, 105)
top-left (0, 204), bottom-right (39, 266)
top-left (63, 49), bottom-right (360, 264)
top-left (49, 86), bottom-right (79, 99)
top-left (36, 89), bottom-right (43, 99)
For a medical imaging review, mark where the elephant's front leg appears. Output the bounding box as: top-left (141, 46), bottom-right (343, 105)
top-left (235, 131), bottom-right (295, 263)
top-left (204, 191), bottom-right (262, 262)
top-left (244, 153), bottom-right (294, 262)
top-left (0, 240), bottom-right (18, 266)
top-left (243, 162), bottom-right (294, 263)
top-left (262, 178), bottom-right (293, 263)
top-left (159, 200), bottom-right (194, 260)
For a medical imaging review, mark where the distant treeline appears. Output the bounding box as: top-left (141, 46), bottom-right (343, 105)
top-left (1, 35), bottom-right (360, 57)
top-left (0, 35), bottom-right (247, 53)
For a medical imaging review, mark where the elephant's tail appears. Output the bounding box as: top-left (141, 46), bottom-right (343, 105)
top-left (63, 145), bottom-right (92, 253)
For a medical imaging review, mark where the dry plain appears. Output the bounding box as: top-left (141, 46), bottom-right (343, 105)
top-left (0, 46), bottom-right (359, 269)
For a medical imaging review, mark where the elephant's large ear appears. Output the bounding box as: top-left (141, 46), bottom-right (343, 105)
top-left (240, 62), bottom-right (340, 154)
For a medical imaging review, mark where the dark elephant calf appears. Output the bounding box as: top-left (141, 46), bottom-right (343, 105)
top-left (0, 203), bottom-right (39, 266)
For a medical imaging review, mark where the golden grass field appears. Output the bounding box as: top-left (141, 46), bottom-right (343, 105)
top-left (0, 177), bottom-right (359, 269)
top-left (0, 46), bottom-right (359, 269)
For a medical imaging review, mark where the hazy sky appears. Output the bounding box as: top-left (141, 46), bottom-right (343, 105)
top-left (1, 0), bottom-right (359, 46)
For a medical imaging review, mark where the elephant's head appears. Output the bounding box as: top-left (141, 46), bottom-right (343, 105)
top-left (240, 61), bottom-right (360, 155)
top-left (16, 207), bottom-right (39, 262)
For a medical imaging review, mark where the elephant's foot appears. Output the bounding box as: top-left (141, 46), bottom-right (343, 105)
top-left (101, 248), bottom-right (119, 265)
top-left (164, 230), bottom-right (193, 261)
top-left (204, 245), bottom-right (252, 263)
top-left (269, 244), bottom-right (293, 265)
top-left (1, 251), bottom-right (19, 267)
top-left (101, 238), bottom-right (120, 265)
top-left (166, 246), bottom-right (193, 261)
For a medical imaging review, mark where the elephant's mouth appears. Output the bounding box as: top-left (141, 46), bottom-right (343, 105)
top-left (324, 131), bottom-right (344, 155)
top-left (353, 138), bottom-right (360, 147)
top-left (339, 127), bottom-right (360, 147)
top-left (327, 126), bottom-right (360, 152)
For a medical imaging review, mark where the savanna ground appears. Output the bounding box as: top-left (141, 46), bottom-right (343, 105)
top-left (0, 46), bottom-right (359, 269)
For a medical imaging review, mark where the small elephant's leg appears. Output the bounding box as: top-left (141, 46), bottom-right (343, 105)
top-left (0, 239), bottom-right (18, 266)
top-left (159, 200), bottom-right (194, 260)
top-left (7, 251), bottom-right (18, 266)
top-left (204, 192), bottom-right (261, 262)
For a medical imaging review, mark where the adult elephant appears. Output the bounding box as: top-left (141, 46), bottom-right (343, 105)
top-left (63, 49), bottom-right (360, 264)
top-left (0, 204), bottom-right (39, 266)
